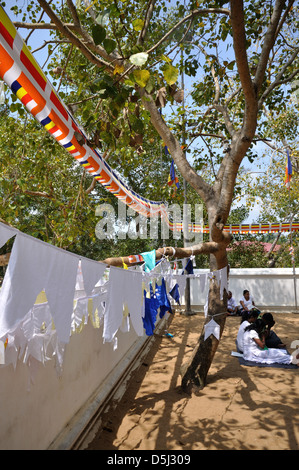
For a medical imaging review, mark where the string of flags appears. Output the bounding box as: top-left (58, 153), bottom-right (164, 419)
top-left (0, 6), bottom-right (169, 221)
top-left (0, 7), bottom-right (298, 237)
top-left (284, 149), bottom-right (293, 189)
top-left (0, 222), bottom-right (228, 374)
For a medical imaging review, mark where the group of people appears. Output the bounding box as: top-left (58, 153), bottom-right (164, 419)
top-left (227, 289), bottom-right (259, 317)
top-left (228, 289), bottom-right (299, 367)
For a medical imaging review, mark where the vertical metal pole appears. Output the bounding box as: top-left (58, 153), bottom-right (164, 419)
top-left (290, 218), bottom-right (298, 312)
top-left (181, 48), bottom-right (193, 315)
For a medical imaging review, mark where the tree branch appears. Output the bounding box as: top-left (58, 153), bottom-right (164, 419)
top-left (146, 7), bottom-right (230, 55)
top-left (36, 0), bottom-right (114, 70)
top-left (230, 0), bottom-right (255, 104)
top-left (253, 0), bottom-right (286, 92)
top-left (258, 52), bottom-right (299, 108)
top-left (137, 0), bottom-right (157, 45)
top-left (14, 21), bottom-right (77, 30)
top-left (140, 91), bottom-right (212, 202)
top-left (102, 241), bottom-right (226, 267)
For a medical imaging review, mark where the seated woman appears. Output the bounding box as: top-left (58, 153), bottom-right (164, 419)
top-left (236, 309), bottom-right (259, 353)
top-left (243, 319), bottom-right (298, 366)
top-left (227, 291), bottom-right (239, 316)
top-left (262, 312), bottom-right (286, 349)
top-left (240, 289), bottom-right (260, 321)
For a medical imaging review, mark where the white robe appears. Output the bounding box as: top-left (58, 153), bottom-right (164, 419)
top-left (243, 329), bottom-right (292, 364)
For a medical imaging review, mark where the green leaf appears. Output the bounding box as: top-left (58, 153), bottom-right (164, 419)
top-left (162, 64), bottom-right (179, 85)
top-left (92, 25), bottom-right (106, 45)
top-left (103, 38), bottom-right (116, 54)
top-left (133, 69), bottom-right (150, 88)
top-left (145, 75), bottom-right (155, 93)
top-left (161, 54), bottom-right (172, 63)
top-left (129, 52), bottom-right (149, 66)
top-left (95, 8), bottom-right (110, 26)
top-left (132, 19), bottom-right (144, 32)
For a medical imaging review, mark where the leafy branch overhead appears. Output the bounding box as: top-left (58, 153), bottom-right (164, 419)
top-left (4, 0), bottom-right (299, 266)
top-left (2, 0), bottom-right (298, 391)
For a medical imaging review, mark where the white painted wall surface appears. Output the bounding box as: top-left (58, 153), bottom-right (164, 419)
top-left (0, 320), bottom-right (148, 450)
top-left (188, 268), bottom-right (299, 310)
top-left (0, 268), bottom-right (298, 450)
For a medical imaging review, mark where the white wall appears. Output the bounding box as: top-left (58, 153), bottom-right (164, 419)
top-left (0, 268), bottom-right (298, 450)
top-left (188, 268), bottom-right (299, 311)
top-left (0, 318), bottom-right (162, 450)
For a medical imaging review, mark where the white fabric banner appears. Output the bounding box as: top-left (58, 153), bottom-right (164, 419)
top-left (0, 221), bottom-right (18, 248)
top-left (103, 266), bottom-right (144, 343)
top-left (80, 257), bottom-right (107, 296)
top-left (0, 233), bottom-right (79, 343)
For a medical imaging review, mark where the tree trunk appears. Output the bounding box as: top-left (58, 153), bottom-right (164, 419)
top-left (180, 270), bottom-right (228, 392)
top-left (180, 205), bottom-right (231, 391)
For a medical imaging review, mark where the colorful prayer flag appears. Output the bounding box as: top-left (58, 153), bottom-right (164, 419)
top-left (167, 159), bottom-right (180, 190)
top-left (284, 150), bottom-right (292, 189)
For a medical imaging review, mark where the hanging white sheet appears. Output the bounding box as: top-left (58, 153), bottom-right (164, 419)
top-left (0, 221), bottom-right (18, 248)
top-left (103, 266), bottom-right (144, 344)
top-left (0, 232), bottom-right (79, 343)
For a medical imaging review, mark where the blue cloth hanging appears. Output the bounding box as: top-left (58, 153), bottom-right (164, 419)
top-left (155, 278), bottom-right (172, 318)
top-left (169, 283), bottom-right (180, 305)
top-left (142, 284), bottom-right (159, 336)
top-left (142, 279), bottom-right (172, 336)
top-left (181, 257), bottom-right (194, 275)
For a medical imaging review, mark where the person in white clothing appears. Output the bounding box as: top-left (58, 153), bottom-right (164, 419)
top-left (240, 289), bottom-right (260, 320)
top-left (236, 309), bottom-right (259, 353)
top-left (243, 319), bottom-right (299, 366)
top-left (227, 291), bottom-right (239, 316)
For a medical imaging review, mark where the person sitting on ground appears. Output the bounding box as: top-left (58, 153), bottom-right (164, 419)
top-left (262, 312), bottom-right (286, 349)
top-left (227, 291), bottom-right (239, 316)
top-left (240, 289), bottom-right (260, 320)
top-left (243, 319), bottom-right (298, 366)
top-left (236, 309), bottom-right (259, 353)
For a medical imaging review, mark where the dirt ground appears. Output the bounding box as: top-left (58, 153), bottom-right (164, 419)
top-left (86, 311), bottom-right (299, 451)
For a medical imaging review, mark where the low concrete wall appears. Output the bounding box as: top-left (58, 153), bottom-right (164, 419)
top-left (0, 268), bottom-right (298, 450)
top-left (0, 316), bottom-right (168, 450)
top-left (187, 267), bottom-right (299, 312)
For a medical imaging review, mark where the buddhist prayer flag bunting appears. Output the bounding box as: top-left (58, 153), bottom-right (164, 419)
top-left (0, 6), bottom-right (169, 221)
top-left (168, 159), bottom-right (180, 190)
top-left (284, 150), bottom-right (292, 189)
top-left (0, 7), bottom-right (298, 237)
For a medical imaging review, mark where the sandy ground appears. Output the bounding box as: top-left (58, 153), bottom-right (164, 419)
top-left (87, 311), bottom-right (299, 451)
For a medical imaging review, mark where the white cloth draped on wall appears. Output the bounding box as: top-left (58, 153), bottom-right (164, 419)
top-left (0, 232), bottom-right (79, 343)
top-left (0, 222), bottom-right (229, 372)
top-left (0, 223), bottom-right (17, 249)
top-left (103, 266), bottom-right (144, 345)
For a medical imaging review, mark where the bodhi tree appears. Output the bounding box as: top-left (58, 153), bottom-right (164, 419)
top-left (7, 0), bottom-right (299, 389)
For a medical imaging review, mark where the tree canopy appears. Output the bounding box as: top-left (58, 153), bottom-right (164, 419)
top-left (1, 0), bottom-right (298, 389)
top-left (1, 0), bottom-right (297, 269)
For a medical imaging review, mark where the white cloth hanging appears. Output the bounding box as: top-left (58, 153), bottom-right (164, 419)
top-left (0, 221), bottom-right (18, 248)
top-left (0, 232), bottom-right (79, 343)
top-left (172, 274), bottom-right (187, 295)
top-left (103, 266), bottom-right (144, 344)
top-left (198, 272), bottom-right (207, 293)
top-left (80, 257), bottom-right (107, 296)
